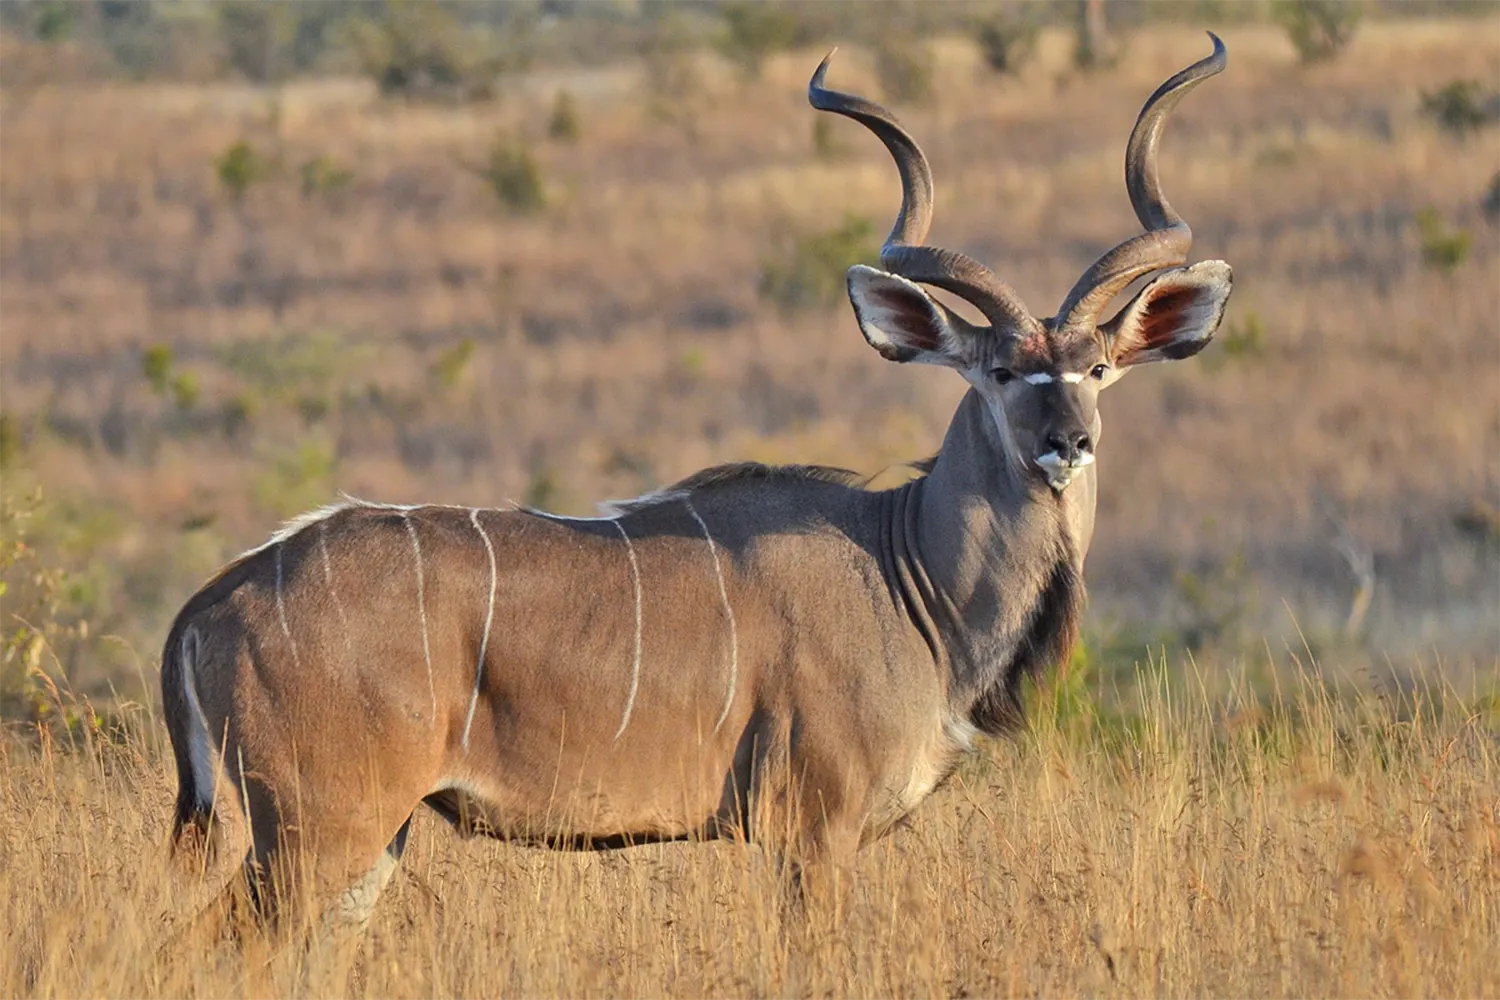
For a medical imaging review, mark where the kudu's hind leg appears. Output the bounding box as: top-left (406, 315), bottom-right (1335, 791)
top-left (241, 780), bottom-right (417, 938)
top-left (323, 816), bottom-right (412, 931)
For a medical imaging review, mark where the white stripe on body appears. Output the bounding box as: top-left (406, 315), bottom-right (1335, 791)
top-left (404, 514), bottom-right (437, 724)
top-left (683, 499), bottom-right (739, 734)
top-left (525, 508), bottom-right (644, 741)
top-left (463, 509), bottom-right (499, 750)
top-left (611, 519), bottom-right (644, 740)
top-left (274, 543), bottom-right (303, 669)
top-left (318, 520), bottom-right (354, 654)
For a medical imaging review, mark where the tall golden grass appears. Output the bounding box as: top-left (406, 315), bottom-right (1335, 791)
top-left (2, 658), bottom-right (1496, 998)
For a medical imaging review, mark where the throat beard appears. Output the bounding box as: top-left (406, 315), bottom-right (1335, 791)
top-left (968, 532), bottom-right (1084, 736)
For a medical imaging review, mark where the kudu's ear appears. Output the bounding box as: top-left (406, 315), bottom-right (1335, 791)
top-left (846, 265), bottom-right (978, 368)
top-left (1100, 260), bottom-right (1233, 368)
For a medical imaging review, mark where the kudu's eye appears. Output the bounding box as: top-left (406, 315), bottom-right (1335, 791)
top-left (1090, 364), bottom-right (1109, 380)
top-left (990, 367), bottom-right (1014, 385)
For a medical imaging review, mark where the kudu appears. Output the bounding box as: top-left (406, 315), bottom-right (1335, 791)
top-left (162, 35), bottom-right (1232, 932)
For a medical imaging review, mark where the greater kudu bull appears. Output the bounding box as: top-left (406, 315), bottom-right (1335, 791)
top-left (162, 35), bottom-right (1232, 931)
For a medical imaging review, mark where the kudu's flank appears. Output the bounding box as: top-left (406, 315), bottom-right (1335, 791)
top-left (162, 36), bottom-right (1232, 933)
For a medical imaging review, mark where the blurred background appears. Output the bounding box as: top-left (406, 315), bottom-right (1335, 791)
top-left (0, 0), bottom-right (1495, 724)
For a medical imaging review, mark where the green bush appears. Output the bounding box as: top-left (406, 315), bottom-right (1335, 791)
top-left (1483, 172), bottom-right (1500, 222)
top-left (217, 1), bottom-right (297, 84)
top-left (140, 344), bottom-right (197, 411)
top-left (1273, 0), bottom-right (1361, 64)
top-left (1416, 206), bottom-right (1470, 273)
top-left (169, 373), bottom-right (199, 411)
top-left (1206, 310), bottom-right (1266, 370)
top-left (1420, 79), bottom-right (1500, 138)
top-left (220, 392), bottom-right (259, 439)
top-left (476, 135), bottom-right (547, 215)
top-left (35, 2), bottom-right (74, 43)
top-left (430, 338), bottom-right (476, 392)
top-left (1217, 311), bottom-right (1267, 362)
top-left (974, 12), bottom-right (1039, 76)
top-left (0, 413), bottom-right (20, 471)
top-left (141, 344), bottom-right (174, 394)
top-left (875, 40), bottom-right (935, 106)
top-left (214, 140), bottom-right (270, 201)
top-left (760, 214), bottom-right (880, 313)
top-left (299, 155), bottom-right (354, 199)
top-left (717, 2), bottom-right (800, 79)
top-left (548, 89), bottom-right (582, 142)
top-left (523, 467), bottom-right (566, 513)
top-left (347, 1), bottom-right (496, 101)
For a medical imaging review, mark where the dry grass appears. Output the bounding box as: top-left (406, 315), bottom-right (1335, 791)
top-left (2, 661), bottom-right (1497, 998)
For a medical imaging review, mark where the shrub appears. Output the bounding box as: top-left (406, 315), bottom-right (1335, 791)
top-left (1273, 0), bottom-right (1361, 64)
top-left (1, 488), bottom-right (87, 722)
top-left (214, 140), bottom-right (270, 201)
top-left (1217, 310), bottom-right (1267, 363)
top-left (220, 393), bottom-right (259, 439)
top-left (760, 214), bottom-right (880, 313)
top-left (34, 2), bottom-right (73, 43)
top-left (299, 155), bottom-right (354, 199)
top-left (974, 12), bottom-right (1039, 76)
top-left (475, 135), bottom-right (547, 215)
top-left (1483, 172), bottom-right (1500, 222)
top-left (1420, 79), bottom-right (1500, 138)
top-left (717, 2), bottom-right (800, 79)
top-left (875, 40), bottom-right (935, 106)
top-left (523, 467), bottom-right (566, 513)
top-left (141, 344), bottom-right (174, 394)
top-left (217, 1), bottom-right (297, 84)
top-left (0, 413), bottom-right (19, 471)
top-left (548, 89), bottom-right (581, 142)
top-left (169, 372), bottom-right (200, 411)
top-left (95, 0), bottom-right (159, 79)
top-left (141, 343), bottom-right (198, 411)
top-left (347, 1), bottom-right (495, 101)
top-left (430, 338), bottom-right (476, 392)
top-left (1416, 207), bottom-right (1470, 273)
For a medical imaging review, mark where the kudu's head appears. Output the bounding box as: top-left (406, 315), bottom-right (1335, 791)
top-left (811, 34), bottom-right (1233, 492)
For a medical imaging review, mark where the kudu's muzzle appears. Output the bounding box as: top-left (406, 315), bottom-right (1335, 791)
top-left (1033, 394), bottom-right (1096, 492)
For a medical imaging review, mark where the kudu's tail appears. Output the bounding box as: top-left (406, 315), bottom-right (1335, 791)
top-left (160, 622), bottom-right (224, 870)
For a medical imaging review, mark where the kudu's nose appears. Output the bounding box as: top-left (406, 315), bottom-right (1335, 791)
top-left (1044, 430), bottom-right (1093, 462)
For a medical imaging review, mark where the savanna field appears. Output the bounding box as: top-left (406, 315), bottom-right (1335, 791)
top-left (1, 3), bottom-right (1497, 997)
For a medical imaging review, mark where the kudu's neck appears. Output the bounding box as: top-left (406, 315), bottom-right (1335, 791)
top-left (898, 389), bottom-right (1082, 729)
